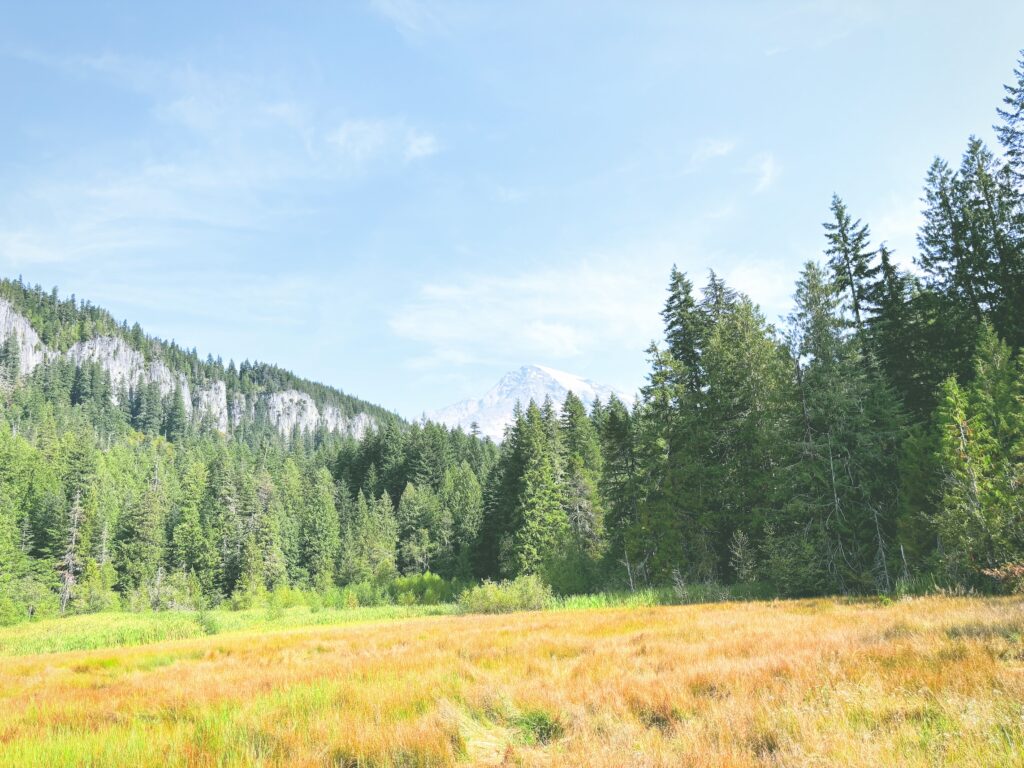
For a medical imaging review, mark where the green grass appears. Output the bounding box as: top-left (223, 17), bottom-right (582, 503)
top-left (0, 604), bottom-right (457, 657)
top-left (0, 584), bottom-right (780, 657)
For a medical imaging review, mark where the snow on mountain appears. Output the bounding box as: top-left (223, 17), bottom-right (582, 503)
top-left (431, 364), bottom-right (632, 442)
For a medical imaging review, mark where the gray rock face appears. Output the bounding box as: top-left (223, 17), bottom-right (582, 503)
top-left (0, 298), bottom-right (55, 375)
top-left (66, 336), bottom-right (192, 412)
top-left (229, 392), bottom-right (251, 428)
top-left (0, 301), bottom-right (376, 439)
top-left (194, 381), bottom-right (229, 432)
top-left (264, 389), bottom-right (371, 438)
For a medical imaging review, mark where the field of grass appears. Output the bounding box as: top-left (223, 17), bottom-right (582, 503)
top-left (0, 603), bottom-right (457, 657)
top-left (1, 596), bottom-right (1022, 766)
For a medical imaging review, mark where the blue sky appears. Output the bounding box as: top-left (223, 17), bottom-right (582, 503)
top-left (1, 1), bottom-right (1022, 418)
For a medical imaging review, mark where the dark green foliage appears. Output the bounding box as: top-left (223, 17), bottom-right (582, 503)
top-left (824, 195), bottom-right (878, 331)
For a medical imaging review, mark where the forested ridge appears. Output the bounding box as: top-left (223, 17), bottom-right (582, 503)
top-left (2, 53), bottom-right (1024, 622)
top-left (0, 277), bottom-right (400, 426)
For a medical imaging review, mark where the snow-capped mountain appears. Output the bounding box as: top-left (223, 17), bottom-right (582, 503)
top-left (431, 364), bottom-right (632, 442)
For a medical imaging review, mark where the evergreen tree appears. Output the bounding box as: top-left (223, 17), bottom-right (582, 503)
top-left (823, 195), bottom-right (878, 331)
top-left (932, 324), bottom-right (1023, 583)
top-left (170, 460), bottom-right (218, 596)
top-left (599, 394), bottom-right (643, 588)
top-left (502, 403), bottom-right (569, 579)
top-left (996, 49), bottom-right (1024, 185)
top-left (117, 465), bottom-right (168, 596)
top-left (0, 334), bottom-right (19, 396)
top-left (299, 467), bottom-right (340, 590)
top-left (338, 490), bottom-right (398, 584)
top-left (781, 262), bottom-right (905, 593)
top-left (162, 387), bottom-right (189, 442)
top-left (438, 461), bottom-right (483, 578)
top-left (397, 482), bottom-right (444, 574)
top-left (555, 391), bottom-right (606, 590)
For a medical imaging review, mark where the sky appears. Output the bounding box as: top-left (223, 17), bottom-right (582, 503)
top-left (1, 1), bottom-right (1022, 419)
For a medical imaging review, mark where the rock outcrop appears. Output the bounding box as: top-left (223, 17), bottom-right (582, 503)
top-left (66, 336), bottom-right (192, 412)
top-left (194, 381), bottom-right (229, 432)
top-left (0, 298), bottom-right (56, 375)
top-left (264, 389), bottom-right (370, 438)
top-left (0, 300), bottom-right (375, 439)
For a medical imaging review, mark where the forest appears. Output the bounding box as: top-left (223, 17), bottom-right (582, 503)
top-left (1, 52), bottom-right (1024, 623)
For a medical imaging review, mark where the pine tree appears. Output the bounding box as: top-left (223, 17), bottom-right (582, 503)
top-left (661, 266), bottom-right (704, 389)
top-left (207, 451), bottom-right (243, 594)
top-left (931, 324), bottom-right (1024, 583)
top-left (300, 467), bottom-right (340, 590)
top-left (996, 49), bottom-right (1024, 185)
top-left (0, 334), bottom-right (20, 396)
top-left (823, 195), bottom-right (878, 331)
top-left (475, 403), bottom-right (528, 580)
top-left (162, 387), bottom-right (189, 442)
top-left (397, 482), bottom-right (444, 574)
top-left (918, 139), bottom-right (1020, 346)
top-left (633, 345), bottom-right (696, 582)
top-left (171, 460), bottom-right (218, 596)
top-left (117, 465), bottom-right (168, 597)
top-left (555, 391), bottom-right (606, 590)
top-left (57, 492), bottom-right (84, 613)
top-left (438, 461), bottom-right (483, 578)
top-left (502, 403), bottom-right (570, 578)
top-left (781, 262), bottom-right (906, 593)
top-left (599, 394), bottom-right (643, 588)
top-left (338, 490), bottom-right (398, 584)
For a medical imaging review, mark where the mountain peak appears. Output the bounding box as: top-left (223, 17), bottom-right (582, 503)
top-left (431, 365), bottom-right (631, 441)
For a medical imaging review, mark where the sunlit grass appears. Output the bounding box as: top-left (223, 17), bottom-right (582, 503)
top-left (1, 596), bottom-right (1022, 766)
top-left (0, 604), bottom-right (456, 656)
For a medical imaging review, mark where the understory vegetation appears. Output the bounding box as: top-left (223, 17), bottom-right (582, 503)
top-left (3, 53), bottom-right (1024, 625)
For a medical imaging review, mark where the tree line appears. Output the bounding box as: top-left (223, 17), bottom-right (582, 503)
top-left (1, 52), bottom-right (1024, 621)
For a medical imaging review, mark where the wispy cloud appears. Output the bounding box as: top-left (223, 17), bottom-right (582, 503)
top-left (370, 0), bottom-right (447, 39)
top-left (391, 255), bottom-right (673, 370)
top-left (871, 194), bottom-right (923, 271)
top-left (688, 138), bottom-right (736, 169)
top-left (752, 152), bottom-right (780, 192)
top-left (404, 129), bottom-right (440, 160)
top-left (329, 119), bottom-right (440, 166)
top-left (329, 119), bottom-right (392, 163)
top-left (0, 52), bottom-right (440, 270)
top-left (722, 258), bottom-right (797, 323)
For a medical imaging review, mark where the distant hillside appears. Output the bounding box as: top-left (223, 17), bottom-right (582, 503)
top-left (0, 277), bottom-right (400, 438)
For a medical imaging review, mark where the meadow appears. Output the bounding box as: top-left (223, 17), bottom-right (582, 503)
top-left (1, 595), bottom-right (1022, 766)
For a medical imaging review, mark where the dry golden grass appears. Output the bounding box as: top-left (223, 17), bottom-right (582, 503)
top-left (1, 596), bottom-right (1022, 767)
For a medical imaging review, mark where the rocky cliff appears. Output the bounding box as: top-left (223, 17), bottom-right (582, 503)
top-left (0, 297), bottom-right (373, 439)
top-left (0, 298), bottom-right (56, 376)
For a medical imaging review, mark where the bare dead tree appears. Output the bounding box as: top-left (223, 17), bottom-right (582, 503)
top-left (58, 492), bottom-right (84, 614)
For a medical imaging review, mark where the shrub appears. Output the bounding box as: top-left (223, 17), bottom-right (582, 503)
top-left (0, 570), bottom-right (59, 625)
top-left (457, 575), bottom-right (552, 614)
top-left (389, 572), bottom-right (460, 606)
top-left (761, 523), bottom-right (829, 597)
top-left (671, 571), bottom-right (732, 604)
top-left (228, 580), bottom-right (267, 611)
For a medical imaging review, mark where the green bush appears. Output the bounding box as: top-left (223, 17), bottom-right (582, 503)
top-left (515, 709), bottom-right (565, 745)
top-left (389, 572), bottom-right (461, 606)
top-left (326, 581), bottom-right (392, 609)
top-left (0, 567), bottom-right (59, 626)
top-left (457, 575), bottom-right (553, 614)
